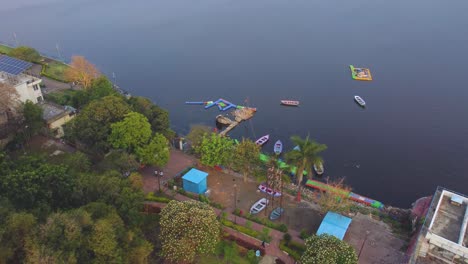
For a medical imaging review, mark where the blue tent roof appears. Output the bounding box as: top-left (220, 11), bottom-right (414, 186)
top-left (182, 168), bottom-right (208, 184)
top-left (316, 212), bottom-right (352, 240)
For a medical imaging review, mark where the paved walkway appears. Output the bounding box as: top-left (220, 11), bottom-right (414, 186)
top-left (141, 150), bottom-right (304, 264)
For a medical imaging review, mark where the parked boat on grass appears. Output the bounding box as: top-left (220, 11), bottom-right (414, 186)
top-left (255, 135), bottom-right (270, 146)
top-left (269, 207), bottom-right (284, 220)
top-left (258, 183), bottom-right (282, 197)
top-left (280, 100), bottom-right (300, 106)
top-left (354, 96), bottom-right (366, 107)
top-left (250, 198), bottom-right (269, 214)
top-left (274, 140), bottom-right (283, 155)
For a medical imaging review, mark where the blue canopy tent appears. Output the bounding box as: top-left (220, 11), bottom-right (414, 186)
top-left (182, 168), bottom-right (208, 194)
top-left (316, 212), bottom-right (352, 240)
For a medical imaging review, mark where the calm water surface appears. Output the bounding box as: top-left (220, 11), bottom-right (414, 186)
top-left (1, 0), bottom-right (468, 207)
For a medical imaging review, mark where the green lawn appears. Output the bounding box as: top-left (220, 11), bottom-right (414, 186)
top-left (42, 61), bottom-right (69, 82)
top-left (0, 44), bottom-right (13, 54)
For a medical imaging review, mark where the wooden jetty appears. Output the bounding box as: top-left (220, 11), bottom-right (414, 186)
top-left (216, 107), bottom-right (256, 136)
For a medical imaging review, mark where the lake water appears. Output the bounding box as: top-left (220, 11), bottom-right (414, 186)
top-left (1, 0), bottom-right (468, 207)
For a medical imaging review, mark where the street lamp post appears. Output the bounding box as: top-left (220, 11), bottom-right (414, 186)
top-left (234, 183), bottom-right (237, 224)
top-left (155, 170), bottom-right (164, 193)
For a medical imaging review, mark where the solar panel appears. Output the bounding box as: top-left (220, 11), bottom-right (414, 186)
top-left (0, 55), bottom-right (33, 76)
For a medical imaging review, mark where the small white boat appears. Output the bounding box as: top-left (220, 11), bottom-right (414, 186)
top-left (280, 100), bottom-right (300, 106)
top-left (354, 96), bottom-right (366, 107)
top-left (255, 134), bottom-right (270, 146)
top-left (250, 198), bottom-right (269, 214)
top-left (314, 162), bottom-right (324, 176)
top-left (274, 140), bottom-right (283, 155)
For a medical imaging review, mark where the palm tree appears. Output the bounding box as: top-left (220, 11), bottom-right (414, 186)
top-left (285, 135), bottom-right (327, 201)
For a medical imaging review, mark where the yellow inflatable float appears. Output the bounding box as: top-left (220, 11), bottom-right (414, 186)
top-left (350, 65), bottom-right (372, 81)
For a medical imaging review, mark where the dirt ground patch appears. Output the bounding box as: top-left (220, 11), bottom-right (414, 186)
top-left (344, 213), bottom-right (407, 264)
top-left (205, 168), bottom-right (322, 235)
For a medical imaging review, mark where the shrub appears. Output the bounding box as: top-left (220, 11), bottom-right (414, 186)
top-left (279, 240), bottom-right (302, 260)
top-left (283, 233), bottom-right (292, 244)
top-left (259, 227), bottom-right (271, 243)
top-left (299, 229), bottom-right (310, 239)
top-left (145, 192), bottom-right (171, 203)
top-left (246, 250), bottom-right (258, 264)
top-left (245, 220), bottom-right (253, 229)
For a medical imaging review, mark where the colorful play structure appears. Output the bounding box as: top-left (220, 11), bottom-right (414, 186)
top-left (305, 179), bottom-right (384, 209)
top-left (349, 65), bottom-right (373, 81)
top-left (185, 98), bottom-right (246, 111)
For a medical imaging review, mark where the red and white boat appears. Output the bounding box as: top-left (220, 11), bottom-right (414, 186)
top-left (280, 100), bottom-right (300, 106)
top-left (255, 134), bottom-right (270, 146)
top-left (258, 183), bottom-right (282, 197)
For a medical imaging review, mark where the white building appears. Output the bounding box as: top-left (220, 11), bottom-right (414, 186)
top-left (0, 55), bottom-right (43, 104)
top-left (411, 187), bottom-right (468, 263)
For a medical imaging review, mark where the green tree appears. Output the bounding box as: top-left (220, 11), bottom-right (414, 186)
top-left (233, 138), bottom-right (261, 182)
top-left (301, 234), bottom-right (357, 264)
top-left (97, 150), bottom-right (140, 174)
top-left (160, 200), bottom-right (220, 263)
top-left (25, 210), bottom-right (92, 264)
top-left (22, 100), bottom-right (44, 140)
top-left (135, 133), bottom-right (169, 166)
top-left (186, 124), bottom-right (211, 150)
top-left (108, 112), bottom-right (152, 151)
top-left (89, 218), bottom-right (122, 263)
top-left (285, 135), bottom-right (327, 200)
top-left (50, 151), bottom-right (91, 174)
top-left (87, 76), bottom-right (117, 101)
top-left (196, 133), bottom-right (234, 167)
top-left (128, 96), bottom-right (174, 139)
top-left (0, 155), bottom-right (74, 211)
top-left (9, 46), bottom-right (41, 62)
top-left (0, 212), bottom-right (37, 263)
top-left (66, 95), bottom-right (131, 154)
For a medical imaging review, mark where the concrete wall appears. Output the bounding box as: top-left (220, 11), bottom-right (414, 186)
top-left (48, 113), bottom-right (75, 138)
top-left (15, 79), bottom-right (43, 104)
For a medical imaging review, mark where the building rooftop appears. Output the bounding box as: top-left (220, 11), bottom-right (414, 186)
top-left (430, 195), bottom-right (465, 243)
top-left (316, 211), bottom-right (352, 240)
top-left (182, 168), bottom-right (208, 184)
top-left (0, 71), bottom-right (40, 87)
top-left (40, 102), bottom-right (75, 123)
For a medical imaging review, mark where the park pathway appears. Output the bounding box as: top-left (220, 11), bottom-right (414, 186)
top-left (141, 150), bottom-right (305, 264)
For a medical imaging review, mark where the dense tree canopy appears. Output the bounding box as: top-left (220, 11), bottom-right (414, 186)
top-left (128, 97), bottom-right (174, 139)
top-left (187, 124), bottom-right (212, 151)
top-left (196, 133), bottom-right (234, 167)
top-left (21, 101), bottom-right (44, 139)
top-left (135, 133), bottom-right (169, 166)
top-left (160, 200), bottom-right (220, 263)
top-left (301, 234), bottom-right (358, 264)
top-left (66, 95), bottom-right (131, 154)
top-left (109, 112), bottom-right (152, 151)
top-left (9, 46), bottom-right (41, 62)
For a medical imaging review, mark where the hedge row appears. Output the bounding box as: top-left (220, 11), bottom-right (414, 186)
top-left (145, 192), bottom-right (172, 203)
top-left (279, 240), bottom-right (305, 261)
top-left (221, 219), bottom-right (260, 239)
top-left (40, 63), bottom-right (69, 83)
